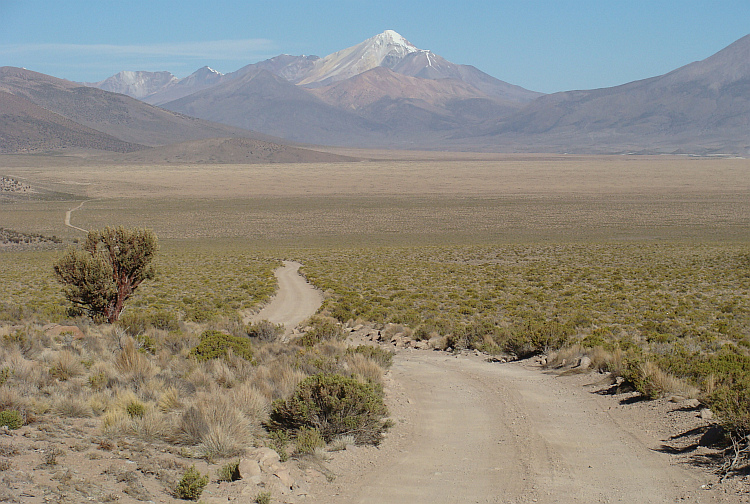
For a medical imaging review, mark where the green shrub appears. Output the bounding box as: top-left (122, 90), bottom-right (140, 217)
top-left (120, 309), bottom-right (179, 336)
top-left (216, 460), bottom-right (241, 482)
top-left (135, 333), bottom-right (157, 354)
top-left (268, 373), bottom-right (388, 445)
top-left (0, 367), bottom-right (9, 387)
top-left (267, 429), bottom-right (290, 462)
top-left (503, 320), bottom-right (572, 359)
top-left (174, 465), bottom-right (208, 501)
top-left (0, 410), bottom-right (23, 430)
top-left (346, 345), bottom-right (394, 368)
top-left (88, 372), bottom-right (107, 391)
top-left (255, 491), bottom-right (272, 504)
top-left (299, 317), bottom-right (345, 347)
top-left (126, 400), bottom-right (146, 418)
top-left (189, 330), bottom-right (255, 363)
top-left (246, 320), bottom-right (284, 342)
top-left (621, 358), bottom-right (660, 400)
top-left (294, 426), bottom-right (325, 455)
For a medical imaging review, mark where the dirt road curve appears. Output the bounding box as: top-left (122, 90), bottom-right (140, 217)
top-left (64, 200), bottom-right (88, 233)
top-left (320, 351), bottom-right (721, 504)
top-left (249, 261), bottom-right (323, 336)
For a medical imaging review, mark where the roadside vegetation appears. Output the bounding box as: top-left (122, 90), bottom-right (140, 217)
top-left (296, 243), bottom-right (750, 465)
top-left (1, 236), bottom-right (749, 482)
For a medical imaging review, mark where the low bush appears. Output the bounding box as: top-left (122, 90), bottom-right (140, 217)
top-left (294, 426), bottom-right (325, 455)
top-left (174, 465), bottom-right (208, 501)
top-left (346, 345), bottom-right (393, 368)
top-left (247, 320), bottom-right (284, 342)
top-left (216, 459), bottom-right (241, 482)
top-left (299, 317), bottom-right (345, 347)
top-left (503, 320), bottom-right (572, 359)
top-left (268, 373), bottom-right (388, 445)
top-left (189, 330), bottom-right (255, 363)
top-left (255, 491), bottom-right (272, 504)
top-left (0, 410), bottom-right (22, 430)
top-left (267, 429), bottom-right (290, 462)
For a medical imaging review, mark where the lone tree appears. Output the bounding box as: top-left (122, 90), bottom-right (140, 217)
top-left (54, 226), bottom-right (158, 323)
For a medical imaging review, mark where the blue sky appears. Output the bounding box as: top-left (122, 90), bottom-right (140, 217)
top-left (2, 0), bottom-right (748, 93)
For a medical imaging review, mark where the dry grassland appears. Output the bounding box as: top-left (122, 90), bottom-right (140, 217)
top-left (1, 154), bottom-right (749, 245)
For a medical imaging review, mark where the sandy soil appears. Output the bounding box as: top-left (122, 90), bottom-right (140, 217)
top-left (310, 347), bottom-right (747, 504)
top-left (247, 261), bottom-right (324, 336)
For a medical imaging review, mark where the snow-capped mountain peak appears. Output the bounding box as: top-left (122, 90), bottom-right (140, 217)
top-left (296, 30), bottom-right (421, 86)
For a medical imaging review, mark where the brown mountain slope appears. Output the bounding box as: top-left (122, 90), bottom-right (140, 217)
top-left (0, 67), bottom-right (262, 147)
top-left (307, 67), bottom-right (521, 141)
top-left (0, 91), bottom-right (144, 153)
top-left (478, 34), bottom-right (750, 154)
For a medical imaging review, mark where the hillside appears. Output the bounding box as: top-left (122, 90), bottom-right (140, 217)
top-left (0, 91), bottom-right (144, 153)
top-left (478, 34), bottom-right (750, 155)
top-left (0, 67), bottom-right (262, 149)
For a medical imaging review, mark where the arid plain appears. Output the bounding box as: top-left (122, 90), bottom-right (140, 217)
top-left (2, 152), bottom-right (749, 245)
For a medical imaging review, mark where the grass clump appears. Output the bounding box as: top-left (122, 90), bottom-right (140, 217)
top-left (125, 400), bottom-right (147, 419)
top-left (255, 491), bottom-right (272, 504)
top-left (267, 429), bottom-right (290, 462)
top-left (216, 459), bottom-right (241, 482)
top-left (174, 465), bottom-right (208, 501)
top-left (294, 426), bottom-right (325, 455)
top-left (299, 316), bottom-right (345, 347)
top-left (346, 345), bottom-right (393, 369)
top-left (247, 320), bottom-right (284, 342)
top-left (189, 330), bottom-right (255, 363)
top-left (268, 373), bottom-right (388, 445)
top-left (0, 410), bottom-right (23, 430)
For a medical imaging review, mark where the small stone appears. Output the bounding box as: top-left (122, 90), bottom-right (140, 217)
top-left (239, 459), bottom-right (261, 478)
top-left (274, 468), bottom-right (295, 491)
top-left (683, 398), bottom-right (701, 409)
top-left (577, 356), bottom-right (592, 369)
top-left (700, 408), bottom-right (714, 420)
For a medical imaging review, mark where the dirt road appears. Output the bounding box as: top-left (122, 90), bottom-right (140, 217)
top-left (317, 350), bottom-right (724, 504)
top-left (248, 261), bottom-right (323, 336)
top-left (247, 263), bottom-right (730, 503)
top-left (64, 200), bottom-right (88, 233)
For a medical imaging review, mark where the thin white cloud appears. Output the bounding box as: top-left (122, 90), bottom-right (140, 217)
top-left (0, 39), bottom-right (277, 61)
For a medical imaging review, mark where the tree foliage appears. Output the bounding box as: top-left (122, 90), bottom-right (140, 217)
top-left (53, 226), bottom-right (158, 323)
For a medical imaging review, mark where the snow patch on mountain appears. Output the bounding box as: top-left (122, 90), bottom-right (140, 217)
top-left (92, 71), bottom-right (177, 99)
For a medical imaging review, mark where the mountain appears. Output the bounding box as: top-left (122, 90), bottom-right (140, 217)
top-left (0, 90), bottom-right (143, 153)
top-left (0, 66), bottom-right (260, 148)
top-left (159, 31), bottom-right (541, 147)
top-left (307, 66), bottom-right (522, 139)
top-left (161, 68), bottom-right (393, 146)
top-left (479, 34), bottom-right (750, 154)
top-left (86, 66), bottom-right (227, 106)
top-left (239, 54), bottom-right (320, 83)
top-left (295, 30), bottom-right (421, 86)
top-left (87, 70), bottom-right (178, 100)
top-left (293, 30), bottom-right (541, 104)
